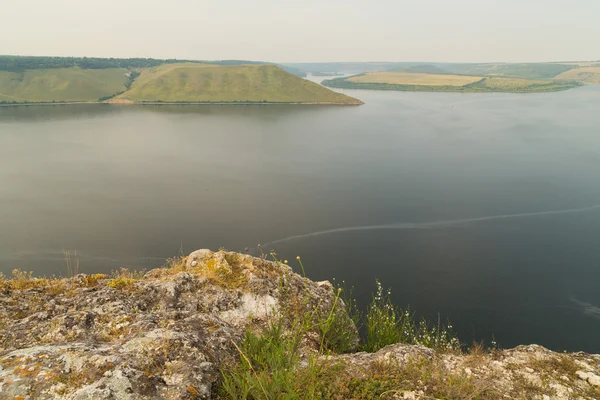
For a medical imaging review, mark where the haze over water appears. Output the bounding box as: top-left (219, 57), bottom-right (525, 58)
top-left (2, 85), bottom-right (600, 352)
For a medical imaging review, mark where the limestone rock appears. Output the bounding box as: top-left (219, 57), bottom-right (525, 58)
top-left (0, 249), bottom-right (358, 399)
top-left (186, 249), bottom-right (214, 268)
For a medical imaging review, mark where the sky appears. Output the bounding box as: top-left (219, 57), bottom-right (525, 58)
top-left (1, 0), bottom-right (599, 63)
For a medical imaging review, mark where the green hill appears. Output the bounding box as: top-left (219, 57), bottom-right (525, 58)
top-left (0, 68), bottom-right (129, 102)
top-left (0, 56), bottom-right (362, 105)
top-left (114, 63), bottom-right (362, 104)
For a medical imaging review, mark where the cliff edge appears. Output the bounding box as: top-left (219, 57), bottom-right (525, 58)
top-left (0, 250), bottom-right (598, 399)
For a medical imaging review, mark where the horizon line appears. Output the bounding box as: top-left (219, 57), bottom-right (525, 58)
top-left (1, 54), bottom-right (599, 65)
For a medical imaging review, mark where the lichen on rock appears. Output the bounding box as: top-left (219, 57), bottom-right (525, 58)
top-left (0, 250), bottom-right (356, 399)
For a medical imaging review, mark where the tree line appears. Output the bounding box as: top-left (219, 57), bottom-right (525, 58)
top-left (0, 56), bottom-right (268, 72)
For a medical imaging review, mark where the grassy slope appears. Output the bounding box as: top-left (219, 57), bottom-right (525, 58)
top-left (115, 63), bottom-right (362, 104)
top-left (469, 77), bottom-right (578, 92)
top-left (554, 67), bottom-right (600, 84)
top-left (0, 68), bottom-right (128, 102)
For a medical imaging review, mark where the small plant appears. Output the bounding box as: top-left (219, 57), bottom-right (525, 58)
top-left (107, 267), bottom-right (144, 290)
top-left (363, 280), bottom-right (409, 352)
top-left (2, 269), bottom-right (52, 291)
top-left (332, 279), bottom-right (361, 328)
top-left (81, 274), bottom-right (109, 287)
top-left (315, 287), bottom-right (358, 354)
top-left (363, 280), bottom-right (460, 353)
top-left (164, 255), bottom-right (188, 273)
top-left (63, 250), bottom-right (79, 278)
top-left (412, 315), bottom-right (460, 352)
top-left (10, 269), bottom-right (37, 290)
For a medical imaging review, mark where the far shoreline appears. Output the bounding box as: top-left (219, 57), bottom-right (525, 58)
top-left (0, 100), bottom-right (364, 107)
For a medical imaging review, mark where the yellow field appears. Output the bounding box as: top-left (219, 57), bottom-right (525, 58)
top-left (554, 67), bottom-right (600, 84)
top-left (348, 72), bottom-right (482, 86)
top-left (480, 77), bottom-right (549, 89)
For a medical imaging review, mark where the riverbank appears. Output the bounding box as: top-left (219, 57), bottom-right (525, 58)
top-left (1, 249), bottom-right (598, 399)
top-left (322, 75), bottom-right (583, 93)
top-left (0, 100), bottom-right (363, 107)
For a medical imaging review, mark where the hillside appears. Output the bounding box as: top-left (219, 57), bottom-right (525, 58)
top-left (323, 67), bottom-right (583, 93)
top-left (302, 61), bottom-right (598, 93)
top-left (439, 62), bottom-right (575, 80)
top-left (113, 63), bottom-right (362, 104)
top-left (0, 249), bottom-right (599, 399)
top-left (0, 68), bottom-right (129, 102)
top-left (554, 67), bottom-right (600, 84)
top-left (0, 56), bottom-right (362, 105)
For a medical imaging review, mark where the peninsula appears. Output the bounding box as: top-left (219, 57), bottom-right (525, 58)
top-left (320, 62), bottom-right (600, 93)
top-left (0, 56), bottom-right (362, 105)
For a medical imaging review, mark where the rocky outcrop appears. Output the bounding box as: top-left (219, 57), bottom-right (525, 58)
top-left (0, 250), bottom-right (356, 399)
top-left (0, 249), bottom-right (598, 399)
top-left (325, 343), bottom-right (600, 399)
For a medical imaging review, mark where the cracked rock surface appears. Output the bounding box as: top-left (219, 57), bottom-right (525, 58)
top-left (0, 250), bottom-right (355, 399)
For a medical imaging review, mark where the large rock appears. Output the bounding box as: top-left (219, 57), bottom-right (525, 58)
top-left (0, 250), bottom-right (358, 399)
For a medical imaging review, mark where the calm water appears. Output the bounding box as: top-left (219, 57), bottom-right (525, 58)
top-left (2, 86), bottom-right (600, 352)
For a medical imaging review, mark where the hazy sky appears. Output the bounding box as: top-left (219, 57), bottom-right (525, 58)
top-left (1, 0), bottom-right (598, 63)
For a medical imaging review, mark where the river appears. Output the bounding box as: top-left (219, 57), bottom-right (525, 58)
top-left (1, 85), bottom-right (600, 351)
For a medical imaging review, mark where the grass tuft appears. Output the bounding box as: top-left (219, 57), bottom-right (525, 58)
top-left (364, 280), bottom-right (460, 353)
top-left (107, 267), bottom-right (144, 290)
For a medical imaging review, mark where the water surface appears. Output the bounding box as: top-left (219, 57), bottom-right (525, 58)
top-left (1, 86), bottom-right (600, 352)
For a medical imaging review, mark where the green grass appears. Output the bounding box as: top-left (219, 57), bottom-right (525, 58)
top-left (219, 324), bottom-right (483, 400)
top-left (467, 77), bottom-right (580, 92)
top-left (218, 274), bottom-right (474, 400)
top-left (218, 253), bottom-right (465, 399)
top-left (0, 67), bottom-right (129, 102)
top-left (115, 63), bottom-right (362, 104)
top-left (0, 62), bottom-right (362, 105)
